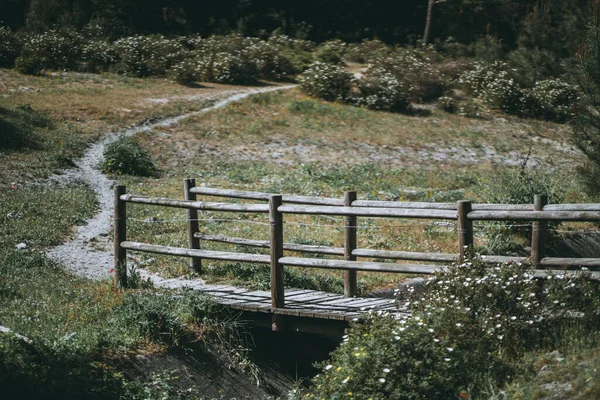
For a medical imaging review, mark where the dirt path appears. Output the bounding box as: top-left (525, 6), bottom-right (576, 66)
top-left (47, 85), bottom-right (295, 287)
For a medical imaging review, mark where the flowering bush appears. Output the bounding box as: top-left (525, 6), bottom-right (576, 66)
top-left (0, 26), bottom-right (20, 67)
top-left (308, 257), bottom-right (600, 399)
top-left (345, 39), bottom-right (390, 63)
top-left (437, 96), bottom-right (457, 113)
top-left (113, 35), bottom-right (186, 77)
top-left (459, 61), bottom-right (527, 115)
top-left (526, 78), bottom-right (580, 122)
top-left (298, 61), bottom-right (353, 102)
top-left (15, 30), bottom-right (82, 74)
top-left (315, 39), bottom-right (346, 64)
top-left (355, 68), bottom-right (410, 112)
top-left (370, 47), bottom-right (448, 102)
top-left (81, 40), bottom-right (118, 73)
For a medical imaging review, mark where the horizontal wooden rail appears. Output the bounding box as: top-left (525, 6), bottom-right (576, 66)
top-left (544, 204), bottom-right (600, 211)
top-left (468, 210), bottom-right (600, 221)
top-left (120, 195), bottom-right (269, 213)
top-left (278, 204), bottom-right (457, 219)
top-left (195, 233), bottom-right (600, 267)
top-left (540, 257), bottom-right (600, 267)
top-left (195, 233), bottom-right (345, 256)
top-left (189, 187), bottom-right (344, 206)
top-left (279, 257), bottom-right (448, 274)
top-left (120, 241), bottom-right (271, 264)
top-left (352, 200), bottom-right (534, 211)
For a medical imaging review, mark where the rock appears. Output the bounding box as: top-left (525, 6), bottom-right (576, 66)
top-left (16, 243), bottom-right (27, 250)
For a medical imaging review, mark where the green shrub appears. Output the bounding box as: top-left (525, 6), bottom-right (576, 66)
top-left (81, 40), bottom-right (118, 73)
top-left (211, 51), bottom-right (259, 84)
top-left (437, 96), bottom-right (457, 113)
top-left (371, 47), bottom-right (448, 102)
top-left (298, 61), bottom-right (353, 102)
top-left (526, 78), bottom-right (580, 122)
top-left (113, 35), bottom-right (185, 77)
top-left (16, 30), bottom-right (82, 74)
top-left (268, 33), bottom-right (315, 73)
top-left (459, 61), bottom-right (527, 115)
top-left (100, 136), bottom-right (158, 177)
top-left (0, 26), bottom-right (20, 67)
top-left (355, 68), bottom-right (411, 112)
top-left (308, 257), bottom-right (600, 399)
top-left (345, 39), bottom-right (390, 63)
top-left (508, 47), bottom-right (561, 87)
top-left (315, 39), bottom-right (346, 64)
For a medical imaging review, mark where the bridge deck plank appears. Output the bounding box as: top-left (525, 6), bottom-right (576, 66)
top-left (180, 282), bottom-right (404, 322)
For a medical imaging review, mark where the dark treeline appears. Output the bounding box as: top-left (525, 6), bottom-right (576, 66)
top-left (0, 0), bottom-right (593, 49)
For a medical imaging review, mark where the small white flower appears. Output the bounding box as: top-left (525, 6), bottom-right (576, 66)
top-left (378, 378), bottom-right (386, 383)
top-left (444, 358), bottom-right (451, 362)
top-left (446, 347), bottom-right (454, 352)
top-left (325, 365), bottom-right (333, 370)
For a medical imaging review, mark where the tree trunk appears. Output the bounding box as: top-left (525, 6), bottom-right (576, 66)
top-left (422, 0), bottom-right (435, 45)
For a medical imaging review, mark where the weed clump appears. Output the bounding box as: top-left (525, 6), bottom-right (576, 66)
top-left (100, 136), bottom-right (158, 177)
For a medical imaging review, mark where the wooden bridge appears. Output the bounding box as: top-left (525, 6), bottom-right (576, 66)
top-left (113, 182), bottom-right (600, 334)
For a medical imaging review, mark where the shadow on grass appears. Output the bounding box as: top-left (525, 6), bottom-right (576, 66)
top-left (0, 105), bottom-right (50, 152)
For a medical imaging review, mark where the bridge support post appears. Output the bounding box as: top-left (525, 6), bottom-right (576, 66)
top-left (531, 194), bottom-right (548, 265)
top-left (184, 178), bottom-right (202, 273)
top-left (457, 200), bottom-right (473, 262)
top-left (114, 185), bottom-right (127, 288)
top-left (344, 191), bottom-right (357, 297)
top-left (270, 195), bottom-right (285, 331)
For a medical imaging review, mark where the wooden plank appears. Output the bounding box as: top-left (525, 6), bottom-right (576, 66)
top-left (468, 210), bottom-right (600, 221)
top-left (270, 195), bottom-right (285, 316)
top-left (278, 204), bottom-right (457, 219)
top-left (344, 191), bottom-right (358, 297)
top-left (280, 256), bottom-right (447, 274)
top-left (189, 187), bottom-right (344, 206)
top-left (353, 249), bottom-right (457, 262)
top-left (479, 255), bottom-right (528, 264)
top-left (457, 200), bottom-right (473, 260)
top-left (120, 195), bottom-right (269, 213)
top-left (114, 185), bottom-right (127, 288)
top-left (184, 179), bottom-right (202, 273)
top-left (540, 258), bottom-right (600, 267)
top-left (195, 233), bottom-right (344, 256)
top-left (120, 241), bottom-right (271, 264)
top-left (533, 269), bottom-right (600, 279)
top-left (544, 204), bottom-right (600, 211)
top-left (352, 200), bottom-right (534, 211)
top-left (531, 195), bottom-right (548, 265)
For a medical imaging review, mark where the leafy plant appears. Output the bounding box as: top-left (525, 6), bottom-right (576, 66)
top-left (308, 257), bottom-right (600, 399)
top-left (355, 68), bottom-right (411, 112)
top-left (100, 136), bottom-right (158, 177)
top-left (298, 61), bottom-right (353, 102)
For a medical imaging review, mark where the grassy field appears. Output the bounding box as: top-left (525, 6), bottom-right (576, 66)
top-left (1, 63), bottom-right (599, 398)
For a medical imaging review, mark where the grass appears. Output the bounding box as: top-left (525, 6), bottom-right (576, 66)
top-left (1, 63), bottom-right (599, 398)
top-left (0, 182), bottom-right (97, 248)
top-left (114, 88), bottom-right (590, 292)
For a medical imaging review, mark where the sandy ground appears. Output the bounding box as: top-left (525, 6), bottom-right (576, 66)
top-left (47, 85), bottom-right (295, 288)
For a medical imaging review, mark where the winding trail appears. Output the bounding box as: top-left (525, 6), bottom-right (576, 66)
top-left (48, 85), bottom-right (295, 288)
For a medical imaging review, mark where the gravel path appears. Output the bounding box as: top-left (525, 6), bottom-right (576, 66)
top-left (47, 85), bottom-right (295, 288)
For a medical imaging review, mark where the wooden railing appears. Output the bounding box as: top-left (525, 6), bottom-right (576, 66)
top-left (114, 181), bottom-right (600, 327)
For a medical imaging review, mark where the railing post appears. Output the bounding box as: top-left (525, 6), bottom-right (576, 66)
top-left (114, 185), bottom-right (127, 288)
top-left (457, 200), bottom-right (473, 261)
top-left (269, 195), bottom-right (285, 331)
top-left (531, 194), bottom-right (548, 265)
top-left (344, 191), bottom-right (357, 297)
top-left (184, 178), bottom-right (202, 273)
